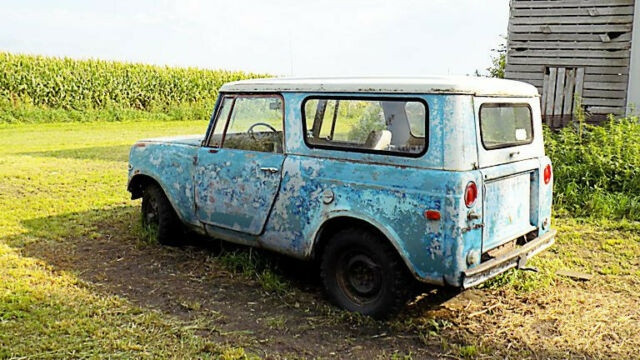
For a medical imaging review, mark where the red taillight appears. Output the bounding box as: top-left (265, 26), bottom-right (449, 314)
top-left (424, 210), bottom-right (441, 220)
top-left (544, 164), bottom-right (552, 185)
top-left (465, 182), bottom-right (478, 208)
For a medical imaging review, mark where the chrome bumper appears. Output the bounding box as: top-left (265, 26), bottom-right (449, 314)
top-left (462, 229), bottom-right (557, 289)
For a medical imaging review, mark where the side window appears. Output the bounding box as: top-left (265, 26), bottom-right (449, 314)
top-left (303, 97), bottom-right (427, 155)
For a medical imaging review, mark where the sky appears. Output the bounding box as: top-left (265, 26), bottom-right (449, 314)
top-left (0, 0), bottom-right (510, 77)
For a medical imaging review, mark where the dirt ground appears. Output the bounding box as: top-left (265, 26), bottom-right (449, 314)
top-left (19, 206), bottom-right (469, 359)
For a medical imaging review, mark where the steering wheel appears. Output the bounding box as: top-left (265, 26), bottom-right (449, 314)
top-left (248, 122), bottom-right (278, 140)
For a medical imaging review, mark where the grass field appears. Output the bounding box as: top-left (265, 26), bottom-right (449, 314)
top-left (1, 120), bottom-right (639, 359)
top-left (0, 120), bottom-right (254, 359)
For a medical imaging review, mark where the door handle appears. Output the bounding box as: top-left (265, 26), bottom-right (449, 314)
top-left (260, 167), bottom-right (280, 174)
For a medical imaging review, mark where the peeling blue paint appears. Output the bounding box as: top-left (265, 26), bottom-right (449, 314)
top-left (128, 140), bottom-right (200, 226)
top-left (127, 90), bottom-right (554, 289)
top-left (194, 148), bottom-right (284, 236)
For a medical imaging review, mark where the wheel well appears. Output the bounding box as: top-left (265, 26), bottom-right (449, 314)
top-left (128, 174), bottom-right (159, 199)
top-left (312, 216), bottom-right (400, 262)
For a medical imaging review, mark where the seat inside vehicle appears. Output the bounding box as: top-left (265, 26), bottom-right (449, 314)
top-left (365, 130), bottom-right (392, 150)
top-left (304, 98), bottom-right (426, 155)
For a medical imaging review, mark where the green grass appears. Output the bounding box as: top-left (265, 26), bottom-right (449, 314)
top-left (0, 244), bottom-right (249, 359)
top-left (0, 100), bottom-right (217, 124)
top-left (483, 217), bottom-right (640, 293)
top-left (0, 120), bottom-right (256, 359)
top-left (215, 249), bottom-right (290, 295)
top-left (2, 119), bottom-right (639, 359)
top-left (545, 115), bottom-right (640, 221)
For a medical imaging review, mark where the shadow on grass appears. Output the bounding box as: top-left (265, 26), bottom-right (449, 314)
top-left (6, 206), bottom-right (594, 359)
top-left (20, 145), bottom-right (131, 162)
top-left (6, 206), bottom-right (445, 358)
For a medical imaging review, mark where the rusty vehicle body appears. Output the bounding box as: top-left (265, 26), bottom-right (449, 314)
top-left (127, 77), bottom-right (556, 317)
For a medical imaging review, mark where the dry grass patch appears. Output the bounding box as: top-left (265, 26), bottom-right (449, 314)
top-left (405, 218), bottom-right (640, 359)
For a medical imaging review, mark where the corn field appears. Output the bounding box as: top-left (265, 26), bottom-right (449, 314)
top-left (0, 52), bottom-right (264, 112)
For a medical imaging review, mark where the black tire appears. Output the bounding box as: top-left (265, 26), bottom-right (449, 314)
top-left (320, 227), bottom-right (413, 319)
top-left (141, 183), bottom-right (184, 246)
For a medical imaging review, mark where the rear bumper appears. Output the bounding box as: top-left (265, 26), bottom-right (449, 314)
top-left (462, 229), bottom-right (557, 289)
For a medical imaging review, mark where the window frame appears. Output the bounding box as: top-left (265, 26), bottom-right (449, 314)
top-left (479, 103), bottom-right (534, 151)
top-left (204, 95), bottom-right (234, 148)
top-left (301, 95), bottom-right (429, 158)
top-left (204, 93), bottom-right (286, 153)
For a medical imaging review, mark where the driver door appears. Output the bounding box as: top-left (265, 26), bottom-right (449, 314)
top-left (195, 94), bottom-right (285, 235)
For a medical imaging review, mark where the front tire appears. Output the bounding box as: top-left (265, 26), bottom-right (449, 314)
top-left (141, 183), bottom-right (183, 246)
top-left (320, 228), bottom-right (413, 318)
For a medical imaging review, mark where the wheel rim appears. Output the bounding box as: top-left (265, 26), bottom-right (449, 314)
top-left (336, 250), bottom-right (383, 305)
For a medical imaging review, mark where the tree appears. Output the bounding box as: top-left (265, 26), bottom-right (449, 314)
top-left (487, 36), bottom-right (506, 79)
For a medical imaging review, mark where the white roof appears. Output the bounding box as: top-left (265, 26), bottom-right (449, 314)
top-left (220, 76), bottom-right (539, 97)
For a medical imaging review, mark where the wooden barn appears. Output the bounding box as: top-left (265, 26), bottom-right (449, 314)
top-left (505, 0), bottom-right (640, 127)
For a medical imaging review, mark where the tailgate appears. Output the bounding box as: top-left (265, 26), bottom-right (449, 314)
top-left (482, 171), bottom-right (536, 253)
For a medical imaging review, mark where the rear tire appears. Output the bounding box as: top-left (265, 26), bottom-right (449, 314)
top-left (141, 183), bottom-right (184, 246)
top-left (320, 227), bottom-right (413, 319)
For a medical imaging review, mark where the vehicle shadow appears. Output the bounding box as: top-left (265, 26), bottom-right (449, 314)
top-left (19, 145), bottom-right (131, 162)
top-left (9, 206), bottom-right (587, 359)
top-left (10, 205), bottom-right (447, 359)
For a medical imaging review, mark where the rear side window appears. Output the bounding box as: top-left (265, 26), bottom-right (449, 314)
top-left (480, 103), bottom-right (533, 150)
top-left (302, 97), bottom-right (428, 156)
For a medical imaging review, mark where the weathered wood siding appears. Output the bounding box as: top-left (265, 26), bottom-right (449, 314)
top-left (505, 0), bottom-right (636, 126)
top-left (628, 2), bottom-right (640, 113)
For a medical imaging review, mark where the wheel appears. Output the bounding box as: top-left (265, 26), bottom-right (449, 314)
top-left (320, 228), bottom-right (413, 318)
top-left (141, 183), bottom-right (183, 246)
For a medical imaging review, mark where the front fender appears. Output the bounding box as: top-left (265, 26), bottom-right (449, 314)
top-left (128, 142), bottom-right (200, 226)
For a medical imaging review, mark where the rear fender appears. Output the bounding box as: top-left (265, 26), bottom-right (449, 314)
top-left (311, 210), bottom-right (446, 286)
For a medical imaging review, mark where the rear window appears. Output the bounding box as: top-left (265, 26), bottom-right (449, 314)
top-left (302, 97), bottom-right (428, 156)
top-left (480, 103), bottom-right (533, 150)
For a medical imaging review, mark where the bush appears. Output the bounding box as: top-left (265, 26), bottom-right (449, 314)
top-left (545, 115), bottom-right (640, 220)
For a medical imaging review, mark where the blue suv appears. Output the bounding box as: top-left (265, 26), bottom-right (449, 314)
top-left (128, 77), bottom-right (555, 317)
